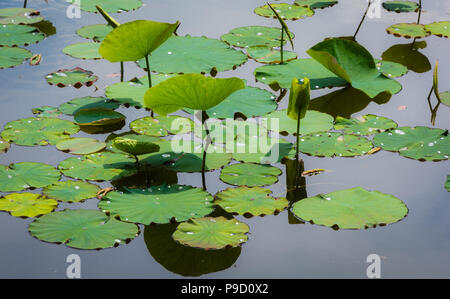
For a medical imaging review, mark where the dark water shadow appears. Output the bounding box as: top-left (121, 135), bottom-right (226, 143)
top-left (112, 166), bottom-right (178, 189)
top-left (283, 158), bottom-right (307, 225)
top-left (382, 41), bottom-right (431, 73)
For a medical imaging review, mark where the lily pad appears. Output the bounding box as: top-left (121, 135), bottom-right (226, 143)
top-left (0, 162), bottom-right (61, 192)
top-left (386, 23), bottom-right (429, 38)
top-left (58, 152), bottom-right (137, 181)
top-left (292, 187), bottom-right (408, 229)
top-left (0, 24), bottom-right (44, 46)
top-left (66, 0), bottom-right (142, 13)
top-left (372, 127), bottom-right (450, 161)
top-left (43, 180), bottom-right (100, 203)
top-left (425, 21), bottom-right (450, 38)
top-left (232, 135), bottom-right (294, 164)
top-left (1, 117), bottom-right (79, 146)
top-left (375, 59), bottom-right (408, 78)
top-left (0, 193), bottom-right (57, 218)
top-left (136, 36), bottom-right (248, 75)
top-left (263, 110), bottom-right (334, 135)
top-left (294, 0), bottom-right (338, 9)
top-left (221, 26), bottom-right (294, 48)
top-left (255, 3), bottom-right (314, 20)
top-left (76, 24), bottom-right (113, 42)
top-left (247, 46), bottom-right (297, 64)
top-left (334, 114), bottom-right (398, 135)
top-left (0, 46), bottom-right (32, 69)
top-left (0, 8), bottom-right (44, 25)
top-left (100, 185), bottom-right (214, 225)
top-left (382, 1), bottom-right (419, 12)
top-left (28, 209), bottom-right (139, 249)
top-left (63, 42), bottom-right (101, 60)
top-left (0, 139), bottom-right (10, 153)
top-left (220, 163), bottom-right (281, 187)
top-left (46, 68), bottom-right (98, 88)
top-left (56, 137), bottom-right (106, 155)
top-left (74, 108), bottom-right (125, 126)
top-left (446, 175), bottom-right (450, 192)
top-left (130, 116), bottom-right (194, 137)
top-left (32, 106), bottom-right (61, 118)
top-left (59, 96), bottom-right (120, 115)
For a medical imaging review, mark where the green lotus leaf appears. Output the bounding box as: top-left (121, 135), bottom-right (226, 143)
top-left (381, 41), bottom-right (431, 73)
top-left (292, 187), bottom-right (408, 229)
top-left (0, 8), bottom-right (44, 25)
top-left (74, 108), bottom-right (125, 126)
top-left (43, 180), bottom-right (101, 203)
top-left (297, 132), bottom-right (374, 157)
top-left (144, 74), bottom-right (245, 115)
top-left (386, 23), bottom-right (429, 38)
top-left (0, 138), bottom-right (10, 153)
top-left (66, 0), bottom-right (142, 13)
top-left (76, 24), bottom-right (113, 42)
top-left (254, 3), bottom-right (314, 20)
top-left (45, 68), bottom-right (98, 88)
top-left (32, 106), bottom-right (61, 118)
top-left (439, 91), bottom-right (450, 107)
top-left (59, 96), bottom-right (120, 115)
top-left (375, 59), bottom-right (408, 78)
top-left (255, 58), bottom-right (347, 91)
top-left (334, 114), bottom-right (398, 135)
top-left (294, 0), bottom-right (338, 9)
top-left (382, 1), bottom-right (419, 12)
top-left (130, 116), bottom-right (194, 137)
top-left (446, 175), bottom-right (450, 192)
top-left (220, 163), bottom-right (282, 187)
top-left (0, 24), bottom-right (44, 46)
top-left (232, 134), bottom-right (294, 164)
top-left (112, 136), bottom-right (160, 156)
top-left (105, 74), bottom-right (175, 108)
top-left (0, 193), bottom-right (57, 218)
top-left (1, 117), bottom-right (79, 146)
top-left (100, 185), bottom-right (214, 225)
top-left (221, 26), bottom-right (294, 48)
top-left (215, 186), bottom-right (288, 216)
top-left (372, 126), bottom-right (450, 161)
top-left (29, 209), bottom-right (139, 249)
top-left (58, 152), bottom-right (137, 181)
top-left (105, 132), bottom-right (163, 153)
top-left (136, 35), bottom-right (248, 75)
top-left (0, 46), bottom-right (32, 69)
top-left (0, 162), bottom-right (61, 192)
top-left (425, 21), bottom-right (450, 38)
top-left (173, 217), bottom-right (249, 250)
top-left (63, 42), bottom-right (101, 60)
top-left (288, 78), bottom-right (310, 120)
top-left (247, 46), bottom-right (297, 64)
top-left (263, 110), bottom-right (334, 135)
top-left (56, 137), bottom-right (106, 155)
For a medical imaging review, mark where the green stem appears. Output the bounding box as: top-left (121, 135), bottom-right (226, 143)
top-left (145, 54), bottom-right (154, 116)
top-left (411, 0), bottom-right (423, 47)
top-left (96, 5), bottom-right (120, 28)
top-left (201, 111), bottom-right (211, 191)
top-left (133, 155), bottom-right (140, 170)
top-left (295, 117), bottom-right (301, 189)
top-left (24, 0), bottom-right (27, 8)
top-left (280, 28), bottom-right (284, 64)
top-left (353, 0), bottom-right (371, 40)
top-left (120, 62), bottom-right (124, 82)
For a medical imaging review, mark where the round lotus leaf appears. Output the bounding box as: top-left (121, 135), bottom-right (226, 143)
top-left (446, 175), bottom-right (450, 192)
top-left (76, 24), bottom-right (113, 42)
top-left (58, 152), bottom-right (137, 181)
top-left (382, 1), bottom-right (419, 13)
top-left (112, 136), bottom-right (160, 156)
top-left (100, 185), bottom-right (214, 225)
top-left (375, 59), bottom-right (408, 78)
top-left (439, 91), bottom-right (450, 107)
top-left (46, 68), bottom-right (98, 88)
top-left (255, 58), bottom-right (347, 91)
top-left (298, 132), bottom-right (374, 157)
top-left (1, 117), bottom-right (79, 146)
top-left (387, 23), bottom-right (429, 39)
top-left (220, 163), bottom-right (281, 187)
top-left (254, 3), bottom-right (314, 20)
top-left (0, 24), bottom-right (44, 46)
top-left (373, 127), bottom-right (450, 161)
top-left (32, 106), bottom-right (61, 118)
top-left (74, 108), bottom-right (125, 126)
top-left (232, 135), bottom-right (294, 164)
top-left (28, 209), bottom-right (139, 249)
top-left (0, 162), bottom-right (61, 192)
top-left (130, 116), bottom-right (194, 137)
top-left (105, 132), bottom-right (162, 153)
top-left (425, 21), bottom-right (450, 38)
top-left (43, 180), bottom-right (100, 203)
top-left (0, 193), bottom-right (57, 218)
top-left (334, 114), bottom-right (398, 135)
top-left (172, 217), bottom-right (249, 250)
top-left (59, 96), bottom-right (120, 115)
top-left (292, 187), bottom-right (408, 229)
top-left (0, 46), bottom-right (32, 69)
top-left (215, 186), bottom-right (288, 216)
top-left (0, 8), bottom-right (44, 25)
top-left (66, 0), bottom-right (142, 13)
top-left (221, 26), bottom-right (294, 48)
top-left (247, 46), bottom-right (297, 64)
top-left (63, 42), bottom-right (101, 60)
top-left (56, 137), bottom-right (106, 155)
top-left (0, 139), bottom-right (10, 153)
top-left (263, 110), bottom-right (334, 136)
top-left (294, 0), bottom-right (338, 9)
top-left (136, 36), bottom-right (248, 75)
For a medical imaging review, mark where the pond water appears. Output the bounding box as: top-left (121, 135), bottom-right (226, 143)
top-left (0, 0), bottom-right (449, 278)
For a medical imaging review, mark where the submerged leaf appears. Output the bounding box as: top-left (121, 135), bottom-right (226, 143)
top-left (0, 193), bottom-right (57, 218)
top-left (0, 162), bottom-right (61, 192)
top-left (220, 163), bottom-right (282, 187)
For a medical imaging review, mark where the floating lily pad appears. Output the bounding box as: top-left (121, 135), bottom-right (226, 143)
top-left (0, 46), bottom-right (32, 69)
top-left (66, 0), bottom-right (142, 13)
top-left (0, 8), bottom-right (44, 25)
top-left (76, 24), bottom-right (113, 42)
top-left (58, 152), bottom-right (137, 181)
top-left (247, 46), bottom-right (297, 64)
top-left (59, 96), bottom-right (120, 115)
top-left (43, 180), bottom-right (100, 203)
top-left (294, 0), bottom-right (338, 9)
top-left (56, 137), bottom-right (106, 155)
top-left (0, 139), bottom-right (9, 153)
top-left (439, 91), bottom-right (450, 106)
top-left (382, 1), bottom-right (419, 12)
top-left (0, 193), bottom-right (57, 218)
top-left (130, 116), bottom-right (194, 137)
top-left (387, 23), bottom-right (429, 38)
top-left (32, 106), bottom-right (61, 118)
top-left (446, 175), bottom-right (450, 192)
top-left (46, 68), bottom-right (98, 88)
top-left (1, 117), bottom-right (79, 146)
top-left (425, 21), bottom-right (450, 38)
top-left (220, 163), bottom-right (281, 187)
top-left (100, 185), bottom-right (214, 225)
top-left (74, 108), bottom-right (125, 126)
top-left (0, 162), bottom-right (60, 192)
top-left (373, 127), bottom-right (450, 161)
top-left (221, 26), bottom-right (294, 48)
top-left (0, 24), bottom-right (44, 46)
top-left (255, 3), bottom-right (314, 20)
top-left (334, 114), bottom-right (398, 135)
top-left (375, 59), bottom-right (408, 78)
top-left (29, 209), bottom-right (139, 249)
top-left (63, 42), bottom-right (101, 60)
top-left (292, 187), bottom-right (408, 229)
top-left (263, 110), bottom-right (334, 136)
top-left (136, 36), bottom-right (248, 75)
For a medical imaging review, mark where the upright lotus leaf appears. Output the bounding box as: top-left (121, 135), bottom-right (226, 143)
top-left (254, 3), bottom-right (314, 20)
top-left (0, 24), bottom-right (44, 46)
top-left (0, 162), bottom-right (61, 192)
top-left (334, 114), bottom-right (398, 135)
top-left (221, 26), bottom-right (294, 48)
top-left (386, 23), bottom-right (429, 38)
top-left (130, 116), bottom-right (194, 137)
top-left (74, 108), bottom-right (125, 126)
top-left (46, 68), bottom-right (98, 88)
top-left (106, 133), bottom-right (162, 154)
top-left (382, 1), bottom-right (419, 12)
top-left (288, 78), bottom-right (310, 120)
top-left (63, 42), bottom-right (101, 60)
top-left (100, 185), bottom-right (214, 225)
top-left (76, 24), bottom-right (113, 42)
top-left (0, 193), bottom-right (57, 218)
top-left (215, 186), bottom-right (288, 216)
top-left (28, 209), bottom-right (139, 250)
top-left (112, 136), bottom-right (160, 156)
top-left (0, 139), bottom-right (10, 153)
top-left (446, 175), bottom-right (450, 192)
top-left (1, 117), bottom-right (79, 146)
top-left (56, 138), bottom-right (106, 155)
top-left (59, 96), bottom-right (120, 115)
top-left (0, 8), bottom-right (44, 25)
top-left (425, 21), bottom-right (450, 38)
top-left (172, 217), bottom-right (250, 250)
top-left (373, 127), bottom-right (450, 161)
top-left (294, 0), bottom-right (338, 9)
top-left (43, 180), bottom-right (101, 203)
top-left (66, 0), bottom-right (142, 13)
top-left (247, 46), bottom-right (297, 64)
top-left (144, 74), bottom-right (245, 115)
top-left (375, 59), bottom-right (408, 78)
top-left (0, 46), bottom-right (32, 69)
top-left (263, 110), bottom-right (334, 135)
top-left (292, 187), bottom-right (408, 229)
top-left (32, 106), bottom-right (61, 118)
top-left (220, 163), bottom-right (282, 187)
